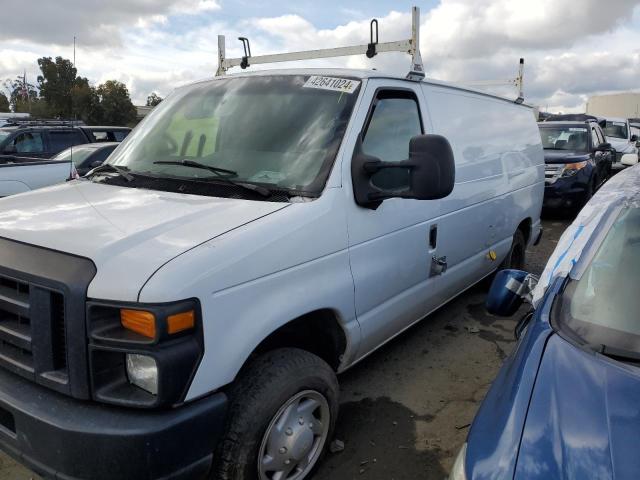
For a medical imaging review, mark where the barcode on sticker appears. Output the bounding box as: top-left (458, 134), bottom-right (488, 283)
top-left (303, 76), bottom-right (360, 94)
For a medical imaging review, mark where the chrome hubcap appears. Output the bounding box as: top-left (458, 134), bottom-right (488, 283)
top-left (258, 390), bottom-right (330, 480)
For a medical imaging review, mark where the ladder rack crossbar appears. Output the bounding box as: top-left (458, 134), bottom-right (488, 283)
top-left (216, 6), bottom-right (424, 80)
top-left (220, 40), bottom-right (413, 71)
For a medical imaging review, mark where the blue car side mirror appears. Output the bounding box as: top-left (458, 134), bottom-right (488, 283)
top-left (486, 269), bottom-right (538, 317)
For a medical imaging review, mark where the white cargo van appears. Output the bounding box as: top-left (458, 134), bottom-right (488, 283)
top-left (0, 11), bottom-right (543, 480)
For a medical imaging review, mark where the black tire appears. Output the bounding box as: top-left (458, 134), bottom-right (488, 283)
top-left (213, 348), bottom-right (339, 480)
top-left (499, 229), bottom-right (526, 271)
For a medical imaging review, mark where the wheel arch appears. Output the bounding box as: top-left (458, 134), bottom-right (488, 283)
top-left (517, 217), bottom-right (532, 246)
top-left (238, 309), bottom-right (349, 375)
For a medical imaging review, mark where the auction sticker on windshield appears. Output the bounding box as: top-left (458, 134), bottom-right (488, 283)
top-left (303, 76), bottom-right (360, 94)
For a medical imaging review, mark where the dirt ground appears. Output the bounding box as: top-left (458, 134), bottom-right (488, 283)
top-left (0, 217), bottom-right (571, 480)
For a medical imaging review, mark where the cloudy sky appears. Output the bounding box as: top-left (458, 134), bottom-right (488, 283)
top-left (1, 0), bottom-right (639, 111)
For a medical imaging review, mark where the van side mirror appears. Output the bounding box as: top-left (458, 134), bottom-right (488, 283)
top-left (595, 142), bottom-right (612, 152)
top-left (486, 269), bottom-right (538, 317)
top-left (352, 134), bottom-right (455, 209)
top-left (621, 154), bottom-right (639, 167)
top-left (631, 134), bottom-right (638, 142)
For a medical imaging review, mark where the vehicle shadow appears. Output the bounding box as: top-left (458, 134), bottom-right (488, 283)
top-left (315, 396), bottom-right (448, 480)
top-left (541, 208), bottom-right (577, 221)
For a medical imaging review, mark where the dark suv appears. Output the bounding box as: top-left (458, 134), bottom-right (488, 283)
top-left (539, 119), bottom-right (613, 210)
top-left (0, 122), bottom-right (131, 159)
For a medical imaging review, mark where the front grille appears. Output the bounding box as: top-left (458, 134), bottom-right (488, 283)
top-left (51, 292), bottom-right (67, 371)
top-left (544, 164), bottom-right (563, 184)
top-left (0, 237), bottom-right (96, 399)
top-left (0, 274), bottom-right (68, 385)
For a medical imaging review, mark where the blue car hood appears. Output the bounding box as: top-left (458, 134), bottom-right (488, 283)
top-left (515, 334), bottom-right (640, 479)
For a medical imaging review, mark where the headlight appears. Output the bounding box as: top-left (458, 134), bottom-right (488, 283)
top-left (561, 161), bottom-right (588, 177)
top-left (87, 299), bottom-right (203, 408)
top-left (449, 443), bottom-right (468, 480)
top-left (126, 353), bottom-right (158, 395)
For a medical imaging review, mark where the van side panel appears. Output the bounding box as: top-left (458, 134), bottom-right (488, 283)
top-left (421, 84), bottom-right (544, 259)
top-left (348, 84), bottom-right (544, 364)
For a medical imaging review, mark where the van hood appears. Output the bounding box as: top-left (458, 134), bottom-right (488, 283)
top-left (515, 334), bottom-right (640, 479)
top-left (543, 150), bottom-right (590, 164)
top-left (0, 181), bottom-right (288, 300)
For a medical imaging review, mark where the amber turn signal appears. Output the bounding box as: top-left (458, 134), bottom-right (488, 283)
top-left (121, 309), bottom-right (156, 339)
top-left (167, 310), bottom-right (195, 335)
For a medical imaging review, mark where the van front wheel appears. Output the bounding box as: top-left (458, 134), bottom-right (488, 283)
top-left (214, 348), bottom-right (339, 480)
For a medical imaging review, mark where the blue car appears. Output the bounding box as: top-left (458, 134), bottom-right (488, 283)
top-left (451, 164), bottom-right (640, 480)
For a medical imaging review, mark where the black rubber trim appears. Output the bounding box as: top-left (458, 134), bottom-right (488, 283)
top-left (0, 366), bottom-right (227, 480)
top-left (0, 237), bottom-right (96, 398)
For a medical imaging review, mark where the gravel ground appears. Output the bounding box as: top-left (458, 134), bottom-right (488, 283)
top-left (0, 217), bottom-right (571, 480)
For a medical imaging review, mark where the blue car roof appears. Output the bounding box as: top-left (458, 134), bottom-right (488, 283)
top-left (533, 165), bottom-right (640, 306)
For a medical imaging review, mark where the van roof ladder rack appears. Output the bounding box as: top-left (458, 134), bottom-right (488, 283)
top-left (216, 6), bottom-right (425, 81)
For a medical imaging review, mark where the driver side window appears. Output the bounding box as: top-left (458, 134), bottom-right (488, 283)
top-left (362, 91), bottom-right (423, 191)
top-left (13, 132), bottom-right (44, 154)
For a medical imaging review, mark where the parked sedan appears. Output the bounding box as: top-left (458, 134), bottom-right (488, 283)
top-left (52, 142), bottom-right (118, 176)
top-left (451, 164), bottom-right (640, 480)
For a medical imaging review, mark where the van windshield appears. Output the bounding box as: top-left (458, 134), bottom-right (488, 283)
top-left (604, 121), bottom-right (628, 139)
top-left (555, 207), bottom-right (640, 355)
top-left (107, 75), bottom-right (360, 195)
top-left (539, 126), bottom-right (589, 151)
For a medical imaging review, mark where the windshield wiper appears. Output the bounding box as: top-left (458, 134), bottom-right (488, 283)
top-left (598, 344), bottom-right (640, 363)
top-left (88, 163), bottom-right (134, 182)
top-left (153, 160), bottom-right (271, 197)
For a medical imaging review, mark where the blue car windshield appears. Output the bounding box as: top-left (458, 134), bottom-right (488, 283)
top-left (556, 207), bottom-right (640, 353)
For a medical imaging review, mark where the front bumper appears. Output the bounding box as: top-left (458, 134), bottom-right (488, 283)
top-left (543, 169), bottom-right (591, 209)
top-left (543, 187), bottom-right (585, 209)
top-left (0, 367), bottom-right (227, 480)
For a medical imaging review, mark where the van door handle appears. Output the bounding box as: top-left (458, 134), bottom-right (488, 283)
top-left (431, 255), bottom-right (447, 276)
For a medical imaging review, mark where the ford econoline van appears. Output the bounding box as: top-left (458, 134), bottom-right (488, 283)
top-left (0, 68), bottom-right (543, 479)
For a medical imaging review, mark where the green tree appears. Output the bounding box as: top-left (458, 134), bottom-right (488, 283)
top-left (146, 92), bottom-right (163, 107)
top-left (5, 77), bottom-right (41, 114)
top-left (0, 92), bottom-right (9, 112)
top-left (72, 78), bottom-right (103, 124)
top-left (37, 56), bottom-right (88, 118)
top-left (96, 80), bottom-right (137, 125)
